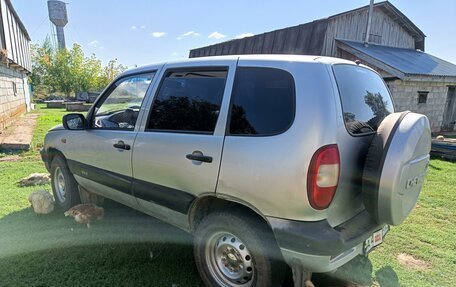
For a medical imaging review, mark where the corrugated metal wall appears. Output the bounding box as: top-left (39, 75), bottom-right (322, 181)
top-left (189, 2), bottom-right (424, 60)
top-left (0, 0), bottom-right (31, 72)
top-left (189, 19), bottom-right (329, 58)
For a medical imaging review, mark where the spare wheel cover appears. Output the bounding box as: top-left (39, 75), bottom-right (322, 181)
top-left (363, 111), bottom-right (431, 226)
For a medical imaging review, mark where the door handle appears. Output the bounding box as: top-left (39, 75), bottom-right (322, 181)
top-left (186, 152), bottom-right (212, 163)
top-left (113, 141), bottom-right (131, 150)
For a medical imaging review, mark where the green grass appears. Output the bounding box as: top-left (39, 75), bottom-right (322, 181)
top-left (0, 105), bottom-right (455, 286)
top-left (368, 159), bottom-right (456, 285)
top-left (0, 105), bottom-right (203, 286)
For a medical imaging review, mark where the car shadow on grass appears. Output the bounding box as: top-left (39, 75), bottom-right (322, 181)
top-left (0, 201), bottom-right (204, 286)
top-left (0, 200), bottom-right (401, 287)
top-left (310, 256), bottom-right (400, 287)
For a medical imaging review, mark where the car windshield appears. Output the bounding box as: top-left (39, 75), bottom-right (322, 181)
top-left (96, 77), bottom-right (152, 115)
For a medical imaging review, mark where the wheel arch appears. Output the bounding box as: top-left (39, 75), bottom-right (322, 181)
top-left (188, 194), bottom-right (273, 234)
top-left (45, 147), bottom-right (66, 167)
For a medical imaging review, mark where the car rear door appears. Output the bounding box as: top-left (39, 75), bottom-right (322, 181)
top-left (64, 70), bottom-right (159, 207)
top-left (131, 60), bottom-right (236, 229)
top-left (327, 63), bottom-right (395, 226)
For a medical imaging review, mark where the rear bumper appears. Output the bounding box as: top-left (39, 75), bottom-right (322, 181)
top-left (267, 210), bottom-right (386, 272)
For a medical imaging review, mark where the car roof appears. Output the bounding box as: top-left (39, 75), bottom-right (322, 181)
top-left (120, 54), bottom-right (358, 77)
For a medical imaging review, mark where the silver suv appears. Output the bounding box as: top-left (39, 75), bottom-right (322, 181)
top-left (41, 55), bottom-right (431, 286)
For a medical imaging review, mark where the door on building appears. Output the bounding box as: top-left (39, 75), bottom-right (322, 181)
top-left (442, 86), bottom-right (456, 132)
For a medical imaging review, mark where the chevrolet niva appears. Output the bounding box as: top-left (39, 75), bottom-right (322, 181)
top-left (41, 55), bottom-right (431, 286)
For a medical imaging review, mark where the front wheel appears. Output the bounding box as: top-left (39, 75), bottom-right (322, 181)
top-left (50, 155), bottom-right (80, 210)
top-left (193, 211), bottom-right (284, 287)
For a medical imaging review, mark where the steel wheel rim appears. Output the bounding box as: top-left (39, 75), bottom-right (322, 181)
top-left (53, 166), bottom-right (66, 202)
top-left (205, 231), bottom-right (255, 287)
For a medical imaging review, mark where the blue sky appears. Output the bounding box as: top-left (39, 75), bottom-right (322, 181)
top-left (11, 0), bottom-right (456, 68)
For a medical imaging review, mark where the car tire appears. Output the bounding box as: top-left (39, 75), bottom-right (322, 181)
top-left (193, 211), bottom-right (285, 287)
top-left (50, 155), bottom-right (80, 211)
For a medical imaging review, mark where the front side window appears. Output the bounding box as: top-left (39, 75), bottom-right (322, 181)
top-left (333, 65), bottom-right (394, 135)
top-left (93, 73), bottom-right (155, 130)
top-left (147, 69), bottom-right (227, 133)
top-left (228, 67), bottom-right (295, 136)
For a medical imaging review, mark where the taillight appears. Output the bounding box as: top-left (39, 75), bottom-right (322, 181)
top-left (307, 144), bottom-right (340, 210)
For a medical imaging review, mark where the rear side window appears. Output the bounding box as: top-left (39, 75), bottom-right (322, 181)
top-left (147, 69), bottom-right (227, 133)
top-left (333, 65), bottom-right (394, 135)
top-left (228, 67), bottom-right (295, 136)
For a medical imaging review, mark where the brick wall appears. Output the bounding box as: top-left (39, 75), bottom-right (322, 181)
top-left (0, 63), bottom-right (27, 131)
top-left (387, 77), bottom-right (456, 133)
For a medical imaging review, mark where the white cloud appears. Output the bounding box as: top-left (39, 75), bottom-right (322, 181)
top-left (236, 33), bottom-right (254, 39)
top-left (151, 32), bottom-right (167, 38)
top-left (183, 31), bottom-right (200, 37)
top-left (177, 31), bottom-right (201, 40)
top-left (88, 40), bottom-right (104, 50)
top-left (172, 52), bottom-right (179, 56)
top-left (140, 25), bottom-right (146, 29)
top-left (208, 31), bottom-right (226, 40)
top-left (88, 40), bottom-right (99, 47)
top-left (131, 26), bottom-right (137, 30)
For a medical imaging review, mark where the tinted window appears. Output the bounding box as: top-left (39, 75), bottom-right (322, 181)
top-left (147, 70), bottom-right (227, 133)
top-left (229, 67), bottom-right (295, 135)
top-left (93, 74), bottom-right (154, 130)
top-left (333, 65), bottom-right (394, 135)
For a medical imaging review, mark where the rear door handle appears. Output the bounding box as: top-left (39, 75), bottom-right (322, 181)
top-left (186, 152), bottom-right (212, 163)
top-left (113, 141), bottom-right (131, 150)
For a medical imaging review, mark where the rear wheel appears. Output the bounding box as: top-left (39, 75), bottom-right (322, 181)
top-left (194, 211), bottom-right (284, 287)
top-left (50, 155), bottom-right (80, 210)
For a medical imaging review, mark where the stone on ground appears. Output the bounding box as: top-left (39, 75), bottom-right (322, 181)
top-left (28, 190), bottom-right (55, 214)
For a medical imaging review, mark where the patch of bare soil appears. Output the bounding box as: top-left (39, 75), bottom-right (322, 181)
top-left (0, 155), bottom-right (21, 162)
top-left (397, 253), bottom-right (431, 271)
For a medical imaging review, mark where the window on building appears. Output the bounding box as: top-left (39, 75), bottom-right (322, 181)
top-left (147, 69), bottom-right (227, 133)
top-left (12, 82), bottom-right (17, 96)
top-left (362, 33), bottom-right (382, 44)
top-left (228, 67), bottom-right (295, 136)
top-left (418, 91), bottom-right (429, 104)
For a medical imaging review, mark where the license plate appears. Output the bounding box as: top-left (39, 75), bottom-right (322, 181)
top-left (363, 225), bottom-right (389, 255)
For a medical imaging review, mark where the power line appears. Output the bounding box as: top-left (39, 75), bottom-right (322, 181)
top-left (29, 16), bottom-right (49, 40)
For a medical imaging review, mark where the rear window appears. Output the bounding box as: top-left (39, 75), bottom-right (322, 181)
top-left (333, 65), bottom-right (394, 135)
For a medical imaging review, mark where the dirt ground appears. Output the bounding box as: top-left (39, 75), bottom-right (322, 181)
top-left (0, 113), bottom-right (38, 151)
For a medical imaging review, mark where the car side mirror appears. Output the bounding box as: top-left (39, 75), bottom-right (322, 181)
top-left (62, 113), bottom-right (87, 130)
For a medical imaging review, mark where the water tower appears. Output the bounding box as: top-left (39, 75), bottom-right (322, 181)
top-left (47, 0), bottom-right (68, 50)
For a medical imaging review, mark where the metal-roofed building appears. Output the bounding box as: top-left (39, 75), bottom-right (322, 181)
top-left (190, 1), bottom-right (456, 132)
top-left (0, 0), bottom-right (32, 131)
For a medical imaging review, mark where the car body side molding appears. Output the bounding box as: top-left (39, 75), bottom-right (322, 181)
top-left (66, 159), bottom-right (196, 214)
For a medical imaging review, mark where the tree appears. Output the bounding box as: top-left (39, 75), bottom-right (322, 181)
top-left (30, 39), bottom-right (125, 98)
top-left (52, 48), bottom-right (73, 96)
top-left (30, 37), bottom-right (57, 94)
top-left (98, 59), bottom-right (127, 90)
